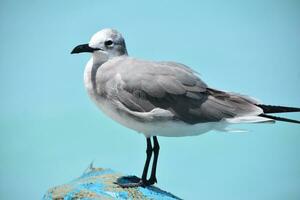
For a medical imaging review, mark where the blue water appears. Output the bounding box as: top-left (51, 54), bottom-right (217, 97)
top-left (1, 0), bottom-right (300, 199)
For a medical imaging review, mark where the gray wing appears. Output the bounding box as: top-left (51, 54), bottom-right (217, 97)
top-left (99, 58), bottom-right (262, 124)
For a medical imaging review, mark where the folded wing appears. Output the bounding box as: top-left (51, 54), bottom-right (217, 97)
top-left (99, 58), bottom-right (264, 124)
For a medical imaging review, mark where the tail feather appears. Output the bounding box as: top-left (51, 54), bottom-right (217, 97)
top-left (259, 114), bottom-right (300, 124)
top-left (257, 104), bottom-right (300, 114)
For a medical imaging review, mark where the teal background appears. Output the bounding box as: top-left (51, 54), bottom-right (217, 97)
top-left (1, 0), bottom-right (300, 199)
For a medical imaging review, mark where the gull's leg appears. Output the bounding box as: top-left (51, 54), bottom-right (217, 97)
top-left (142, 137), bottom-right (153, 182)
top-left (148, 136), bottom-right (159, 185)
top-left (116, 137), bottom-right (153, 187)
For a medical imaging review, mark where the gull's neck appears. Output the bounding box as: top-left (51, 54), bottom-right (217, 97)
top-left (84, 54), bottom-right (128, 98)
top-left (92, 53), bottom-right (109, 66)
top-left (92, 50), bottom-right (128, 64)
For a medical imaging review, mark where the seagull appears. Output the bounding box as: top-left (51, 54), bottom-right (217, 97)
top-left (71, 28), bottom-right (300, 187)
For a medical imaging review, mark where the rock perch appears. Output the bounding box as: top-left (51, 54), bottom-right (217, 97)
top-left (42, 165), bottom-right (182, 200)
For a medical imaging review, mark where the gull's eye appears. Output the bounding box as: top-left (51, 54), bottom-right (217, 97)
top-left (104, 40), bottom-right (113, 46)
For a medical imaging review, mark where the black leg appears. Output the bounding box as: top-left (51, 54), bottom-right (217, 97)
top-left (148, 136), bottom-right (159, 184)
top-left (115, 137), bottom-right (159, 188)
top-left (141, 137), bottom-right (153, 182)
top-left (115, 137), bottom-right (154, 187)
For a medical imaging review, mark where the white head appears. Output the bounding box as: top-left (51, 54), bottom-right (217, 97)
top-left (71, 28), bottom-right (128, 58)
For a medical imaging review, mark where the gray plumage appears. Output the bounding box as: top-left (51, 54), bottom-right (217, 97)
top-left (96, 57), bottom-right (261, 124)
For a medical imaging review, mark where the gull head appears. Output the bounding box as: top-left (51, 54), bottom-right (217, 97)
top-left (71, 28), bottom-right (128, 58)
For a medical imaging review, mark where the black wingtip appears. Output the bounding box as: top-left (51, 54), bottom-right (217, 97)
top-left (260, 114), bottom-right (300, 124)
top-left (257, 104), bottom-right (300, 114)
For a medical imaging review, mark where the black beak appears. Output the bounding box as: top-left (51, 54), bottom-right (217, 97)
top-left (71, 44), bottom-right (101, 54)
